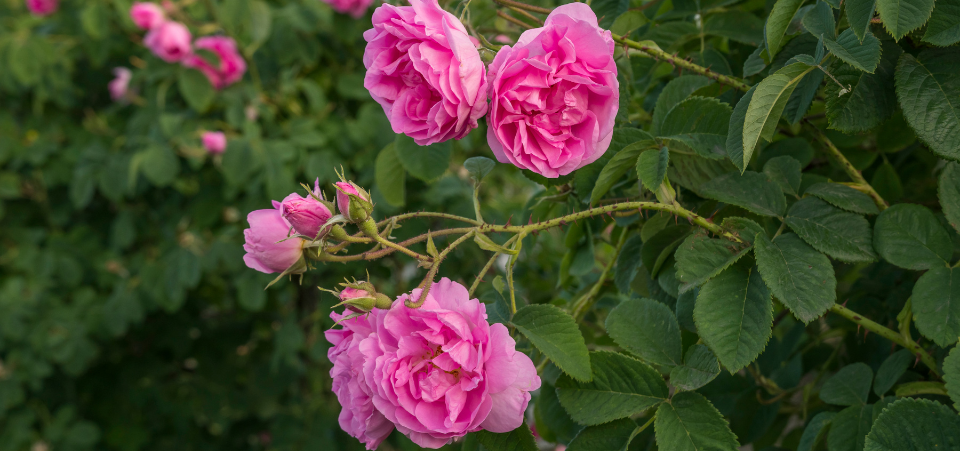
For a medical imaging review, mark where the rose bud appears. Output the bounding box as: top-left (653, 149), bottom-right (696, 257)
top-left (326, 281), bottom-right (393, 314)
top-left (334, 181), bottom-right (373, 223)
top-left (279, 179), bottom-right (335, 239)
top-left (242, 201), bottom-right (306, 275)
top-left (130, 2), bottom-right (166, 30)
top-left (143, 21), bottom-right (192, 63)
top-left (201, 131), bottom-right (226, 154)
top-left (108, 68), bottom-right (132, 102)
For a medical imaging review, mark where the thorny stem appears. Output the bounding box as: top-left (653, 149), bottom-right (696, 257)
top-left (497, 10), bottom-right (535, 29)
top-left (806, 121), bottom-right (890, 211)
top-left (612, 34), bottom-right (752, 93)
top-left (829, 304), bottom-right (940, 377)
top-left (405, 230), bottom-right (478, 308)
top-left (571, 230), bottom-right (629, 320)
top-left (360, 218), bottom-right (433, 262)
top-left (468, 235), bottom-right (520, 296)
top-left (507, 5), bottom-right (543, 25)
top-left (491, 0), bottom-right (553, 14)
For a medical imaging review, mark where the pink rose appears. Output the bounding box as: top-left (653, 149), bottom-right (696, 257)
top-left (486, 4), bottom-right (619, 178)
top-left (321, 0), bottom-right (374, 18)
top-left (325, 310), bottom-right (396, 450)
top-left (242, 203), bottom-right (305, 274)
top-left (362, 0), bottom-right (487, 146)
top-left (201, 131), bottom-right (226, 154)
top-left (109, 67), bottom-right (132, 102)
top-left (182, 36), bottom-right (247, 89)
top-left (130, 2), bottom-right (165, 30)
top-left (352, 278), bottom-right (540, 448)
top-left (279, 180), bottom-right (333, 239)
top-left (144, 21), bottom-right (192, 62)
top-left (25, 0), bottom-right (57, 15)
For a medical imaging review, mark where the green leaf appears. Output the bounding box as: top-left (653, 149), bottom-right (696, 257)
top-left (939, 162), bottom-right (960, 234)
top-left (873, 349), bottom-right (913, 397)
top-left (784, 197), bottom-right (878, 263)
top-left (511, 304), bottom-right (592, 381)
top-left (766, 0), bottom-right (806, 57)
top-left (642, 225), bottom-right (692, 279)
top-left (248, 1), bottom-right (272, 45)
top-left (763, 156), bottom-right (802, 196)
top-left (476, 425), bottom-right (538, 451)
top-left (700, 171), bottom-right (787, 217)
top-left (652, 76), bottom-right (714, 135)
top-left (660, 97), bottom-right (732, 159)
top-left (80, 3), bottom-right (108, 40)
top-left (824, 29), bottom-right (882, 73)
top-left (590, 0), bottom-right (630, 28)
top-left (721, 217), bottom-right (767, 244)
top-left (743, 47), bottom-right (769, 78)
top-left (605, 298), bottom-right (682, 368)
top-left (876, 0), bottom-right (936, 41)
top-left (922, 0), bottom-right (960, 46)
top-left (637, 147), bottom-right (670, 192)
top-left (669, 344), bottom-right (720, 391)
top-left (675, 233), bottom-right (752, 288)
top-left (590, 137), bottom-right (658, 205)
top-left (783, 67), bottom-right (825, 124)
top-left (535, 381), bottom-right (583, 445)
top-left (567, 418), bottom-right (640, 451)
top-left (394, 134), bottom-right (451, 182)
top-left (873, 204), bottom-right (952, 270)
top-left (803, 182), bottom-right (879, 215)
top-left (910, 266), bottom-right (960, 347)
top-left (464, 156), bottom-right (496, 183)
top-left (864, 398), bottom-right (960, 451)
top-left (820, 363), bottom-right (872, 405)
top-left (828, 404), bottom-right (874, 451)
top-left (803, 1), bottom-right (837, 39)
top-left (824, 40), bottom-right (901, 132)
top-left (374, 144), bottom-right (405, 207)
top-left (754, 233), bottom-right (836, 323)
top-left (611, 11), bottom-right (648, 35)
top-left (140, 146), bottom-right (180, 187)
top-left (615, 234), bottom-right (644, 294)
top-left (945, 345), bottom-right (960, 410)
top-left (704, 11), bottom-right (765, 46)
top-left (556, 352), bottom-right (668, 425)
top-left (694, 261), bottom-right (773, 372)
top-left (236, 276), bottom-right (267, 311)
top-left (727, 86), bottom-right (757, 172)
top-left (743, 63), bottom-right (816, 161)
top-left (654, 391), bottom-right (739, 451)
top-left (871, 162), bottom-right (903, 202)
top-left (846, 0), bottom-right (878, 41)
top-left (798, 411), bottom-right (836, 451)
top-left (895, 49), bottom-right (960, 161)
top-left (670, 150), bottom-right (739, 197)
top-left (522, 169), bottom-right (574, 187)
top-left (178, 69), bottom-right (215, 113)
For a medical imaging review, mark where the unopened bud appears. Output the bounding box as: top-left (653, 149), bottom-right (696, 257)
top-left (280, 179), bottom-right (334, 239)
top-left (325, 280), bottom-right (393, 314)
top-left (334, 181), bottom-right (373, 223)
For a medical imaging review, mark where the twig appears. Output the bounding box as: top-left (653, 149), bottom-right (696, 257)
top-left (491, 0), bottom-right (552, 14)
top-left (497, 10), bottom-right (535, 29)
top-left (571, 230), bottom-right (629, 320)
top-left (829, 304), bottom-right (940, 377)
top-left (612, 34), bottom-right (752, 92)
top-left (806, 121), bottom-right (889, 211)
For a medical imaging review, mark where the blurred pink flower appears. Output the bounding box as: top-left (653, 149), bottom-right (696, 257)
top-left (362, 0), bottom-right (487, 145)
top-left (321, 0), bottom-right (374, 18)
top-left (144, 21), bottom-right (192, 62)
top-left (25, 0), bottom-right (57, 16)
top-left (486, 4), bottom-right (619, 178)
top-left (201, 131), bottom-right (226, 154)
top-left (182, 36), bottom-right (247, 89)
top-left (108, 68), bottom-right (132, 102)
top-left (242, 203), bottom-right (305, 274)
top-left (130, 2), bottom-right (166, 30)
top-left (493, 34), bottom-right (513, 44)
top-left (279, 180), bottom-right (333, 239)
top-left (326, 278), bottom-right (541, 448)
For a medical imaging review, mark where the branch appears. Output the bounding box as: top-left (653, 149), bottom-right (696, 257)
top-left (806, 121), bottom-right (889, 211)
top-left (491, 0), bottom-right (552, 14)
top-left (612, 34), bottom-right (752, 93)
top-left (571, 230), bottom-right (629, 320)
top-left (405, 230), bottom-right (477, 308)
top-left (468, 234), bottom-right (519, 296)
top-left (829, 304), bottom-right (940, 377)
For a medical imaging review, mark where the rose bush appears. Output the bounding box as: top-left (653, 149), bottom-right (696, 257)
top-left (5, 0), bottom-right (960, 450)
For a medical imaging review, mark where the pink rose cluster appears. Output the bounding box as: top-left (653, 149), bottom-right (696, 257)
top-left (321, 0), bottom-right (374, 18)
top-left (129, 2), bottom-right (246, 90)
top-left (25, 0), bottom-right (57, 15)
top-left (362, 0), bottom-right (618, 178)
top-left (325, 278), bottom-right (541, 449)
